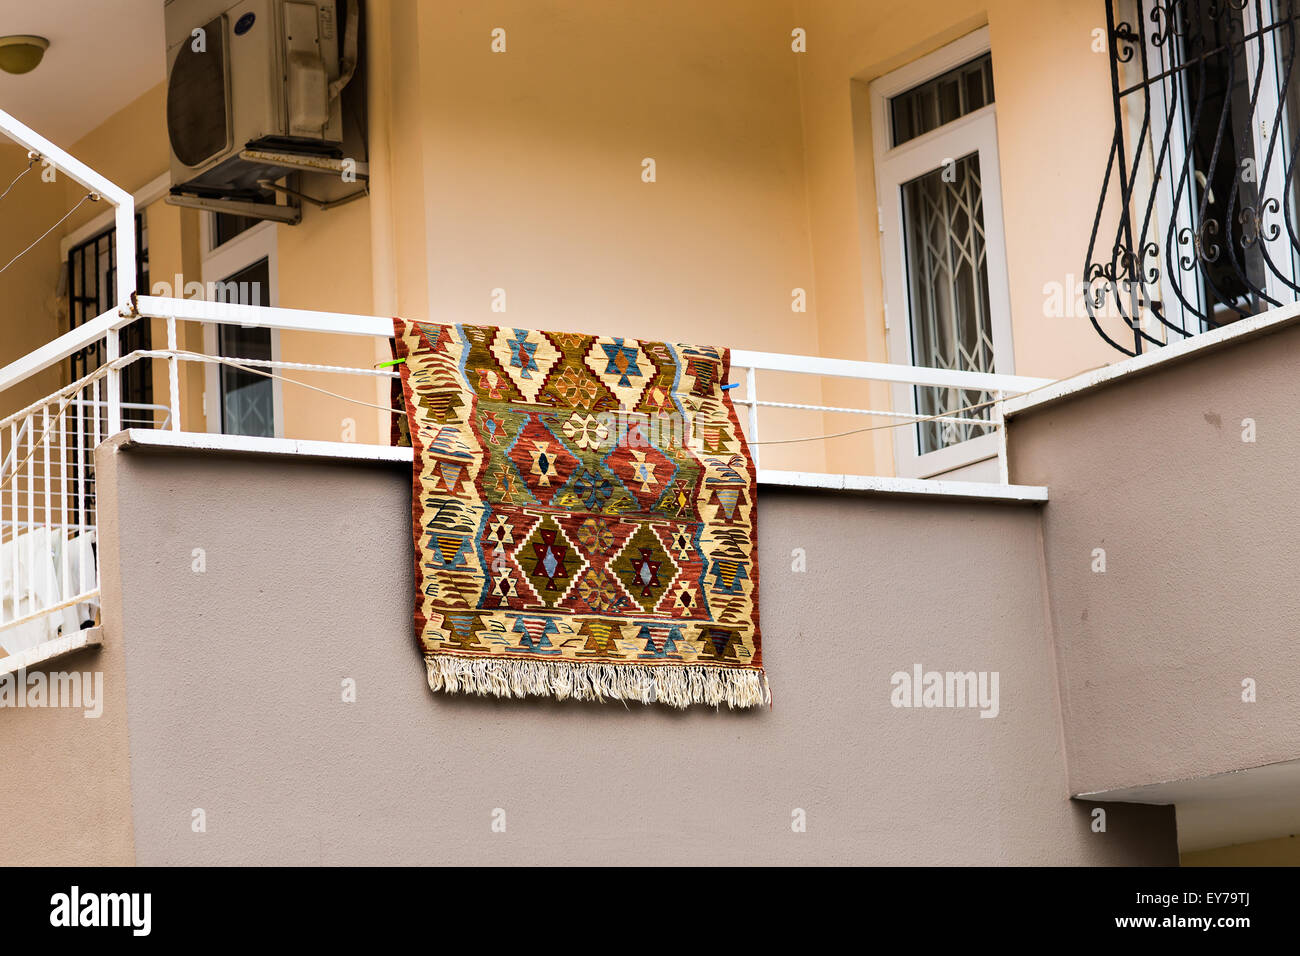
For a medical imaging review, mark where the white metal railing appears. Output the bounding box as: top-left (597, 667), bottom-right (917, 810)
top-left (2, 295), bottom-right (1054, 480)
top-left (0, 107), bottom-right (135, 656)
top-left (729, 349), bottom-right (1051, 482)
top-left (2, 291), bottom-right (1054, 627)
top-left (0, 297), bottom-right (1053, 651)
top-left (0, 371), bottom-right (168, 639)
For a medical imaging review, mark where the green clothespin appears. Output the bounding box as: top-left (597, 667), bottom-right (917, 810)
top-left (376, 357), bottom-right (406, 369)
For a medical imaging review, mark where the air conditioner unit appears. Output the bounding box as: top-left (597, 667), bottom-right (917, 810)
top-left (164, 0), bottom-right (357, 210)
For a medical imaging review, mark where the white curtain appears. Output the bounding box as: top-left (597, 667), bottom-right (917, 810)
top-left (0, 528), bottom-right (97, 658)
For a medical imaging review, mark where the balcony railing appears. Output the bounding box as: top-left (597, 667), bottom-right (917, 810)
top-left (0, 293), bottom-right (1052, 653)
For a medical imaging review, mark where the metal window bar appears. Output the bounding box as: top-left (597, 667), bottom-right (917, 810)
top-left (1087, 0), bottom-right (1300, 355)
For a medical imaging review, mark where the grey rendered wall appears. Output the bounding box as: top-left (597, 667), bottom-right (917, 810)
top-left (96, 439), bottom-right (1175, 865)
top-left (1008, 321), bottom-right (1300, 796)
top-left (0, 438), bottom-right (135, 866)
top-left (0, 635), bottom-right (135, 866)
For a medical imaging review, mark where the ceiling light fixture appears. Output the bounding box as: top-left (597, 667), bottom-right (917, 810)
top-left (0, 36), bottom-right (50, 75)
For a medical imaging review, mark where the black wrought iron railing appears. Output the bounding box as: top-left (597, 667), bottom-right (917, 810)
top-left (1088, 0), bottom-right (1300, 354)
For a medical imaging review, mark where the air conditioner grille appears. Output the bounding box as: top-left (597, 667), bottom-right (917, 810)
top-left (167, 17), bottom-right (229, 168)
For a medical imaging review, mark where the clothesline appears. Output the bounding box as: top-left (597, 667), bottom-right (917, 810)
top-left (176, 350), bottom-right (1079, 447)
top-left (0, 191), bottom-right (98, 278)
top-left (0, 349), bottom-right (1088, 494)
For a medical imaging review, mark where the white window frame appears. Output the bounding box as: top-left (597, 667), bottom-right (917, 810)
top-left (199, 217), bottom-right (285, 438)
top-left (869, 27), bottom-right (1016, 480)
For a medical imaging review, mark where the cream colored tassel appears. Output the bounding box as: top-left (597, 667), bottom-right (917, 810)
top-left (425, 654), bottom-right (770, 709)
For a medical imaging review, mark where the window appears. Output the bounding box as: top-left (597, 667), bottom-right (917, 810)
top-left (65, 214), bottom-right (151, 525)
top-left (870, 29), bottom-right (1015, 479)
top-left (214, 259), bottom-right (274, 437)
top-left (67, 214), bottom-right (152, 419)
top-left (890, 53), bottom-right (994, 146)
top-left (200, 219), bottom-right (282, 438)
top-left (212, 212), bottom-right (259, 249)
top-left (1087, 1), bottom-right (1300, 355)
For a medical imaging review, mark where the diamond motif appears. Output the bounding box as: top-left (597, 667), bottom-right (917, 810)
top-left (610, 523), bottom-right (679, 613)
top-left (520, 514), bottom-right (583, 606)
top-left (584, 337), bottom-right (655, 409)
top-left (603, 423), bottom-right (677, 512)
top-left (505, 414), bottom-right (580, 505)
top-left (490, 328), bottom-right (561, 403)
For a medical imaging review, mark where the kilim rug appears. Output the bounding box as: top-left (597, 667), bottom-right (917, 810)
top-left (393, 319), bottom-right (768, 708)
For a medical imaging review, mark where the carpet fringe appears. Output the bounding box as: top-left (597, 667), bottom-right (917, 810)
top-left (425, 654), bottom-right (770, 709)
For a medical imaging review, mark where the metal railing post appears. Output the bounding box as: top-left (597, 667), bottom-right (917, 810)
top-left (10, 422), bottom-right (18, 615)
top-left (41, 407), bottom-right (51, 603)
top-left (104, 331), bottom-right (121, 436)
top-left (746, 366), bottom-right (760, 470)
top-left (167, 316), bottom-right (181, 432)
top-left (0, 426), bottom-right (6, 627)
top-left (993, 389), bottom-right (1009, 485)
top-left (59, 408), bottom-right (69, 603)
top-left (24, 414), bottom-right (34, 611)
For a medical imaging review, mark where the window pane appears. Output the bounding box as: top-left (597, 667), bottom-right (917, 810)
top-left (900, 152), bottom-right (995, 455)
top-left (890, 52), bottom-right (994, 146)
top-left (215, 258), bottom-right (274, 438)
top-left (213, 212), bottom-right (259, 248)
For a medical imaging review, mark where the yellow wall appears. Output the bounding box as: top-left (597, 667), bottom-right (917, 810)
top-left (1, 77), bottom-right (384, 444)
top-left (0, 143), bottom-right (68, 417)
top-left (275, 195), bottom-right (380, 443)
top-left (5, 0), bottom-right (1133, 475)
top-left (399, 0), bottom-right (826, 470)
top-left (795, 0), bottom-right (1122, 474)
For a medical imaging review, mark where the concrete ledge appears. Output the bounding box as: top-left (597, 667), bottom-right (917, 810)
top-left (1004, 299), bottom-right (1300, 420)
top-left (115, 430), bottom-right (1049, 503)
top-left (757, 469), bottom-right (1048, 503)
top-left (0, 627), bottom-right (104, 678)
top-left (115, 428), bottom-right (411, 462)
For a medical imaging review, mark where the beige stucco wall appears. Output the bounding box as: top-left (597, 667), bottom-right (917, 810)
top-left (0, 638), bottom-right (135, 866)
top-left (1007, 320), bottom-right (1300, 797)
top-left (375, 0), bottom-right (1134, 476)
top-left (91, 437), bottom-right (1175, 865)
top-left (0, 416), bottom-right (135, 865)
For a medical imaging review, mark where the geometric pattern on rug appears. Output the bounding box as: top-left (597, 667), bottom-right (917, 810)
top-left (394, 319), bottom-right (766, 708)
